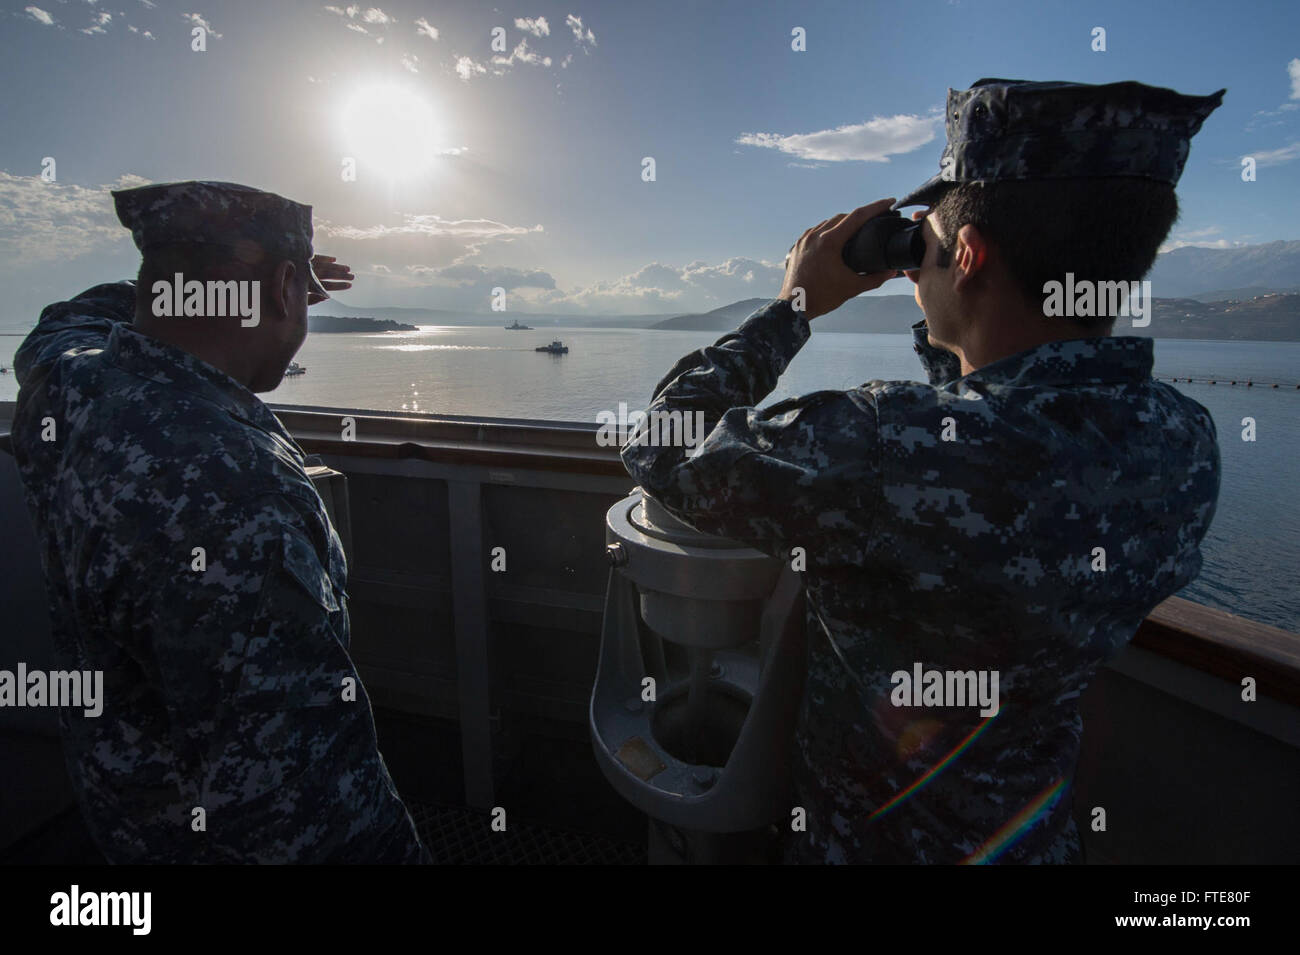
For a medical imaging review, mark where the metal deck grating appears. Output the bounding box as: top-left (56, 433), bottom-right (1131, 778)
top-left (409, 802), bottom-right (645, 865)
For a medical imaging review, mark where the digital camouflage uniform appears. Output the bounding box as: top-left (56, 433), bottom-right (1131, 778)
top-left (11, 182), bottom-right (428, 863)
top-left (622, 79), bottom-right (1224, 864)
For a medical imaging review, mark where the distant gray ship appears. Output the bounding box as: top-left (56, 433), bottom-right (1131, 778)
top-left (505, 320), bottom-right (533, 330)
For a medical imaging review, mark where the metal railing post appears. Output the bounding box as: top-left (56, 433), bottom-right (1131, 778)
top-left (447, 479), bottom-right (495, 809)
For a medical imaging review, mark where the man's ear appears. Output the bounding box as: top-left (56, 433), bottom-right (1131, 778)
top-left (268, 259), bottom-right (297, 319)
top-left (952, 224), bottom-right (989, 290)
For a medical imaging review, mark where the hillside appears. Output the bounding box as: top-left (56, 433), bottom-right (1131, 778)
top-left (308, 315), bottom-right (417, 333)
top-left (1132, 292), bottom-right (1300, 340)
top-left (297, 240), bottom-right (1300, 339)
top-left (650, 292), bottom-right (1300, 341)
top-left (650, 296), bottom-right (922, 333)
top-left (1148, 240), bottom-right (1300, 296)
top-left (312, 300), bottom-right (670, 329)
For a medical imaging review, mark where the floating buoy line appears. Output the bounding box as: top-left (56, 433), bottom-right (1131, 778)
top-left (1163, 378), bottom-right (1298, 388)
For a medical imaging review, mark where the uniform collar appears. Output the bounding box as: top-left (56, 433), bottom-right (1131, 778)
top-left (105, 324), bottom-right (306, 462)
top-left (911, 320), bottom-right (1154, 387)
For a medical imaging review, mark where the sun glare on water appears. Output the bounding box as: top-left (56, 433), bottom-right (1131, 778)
top-left (340, 83), bottom-right (440, 181)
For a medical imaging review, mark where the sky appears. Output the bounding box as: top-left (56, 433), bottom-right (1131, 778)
top-left (0, 0), bottom-right (1296, 329)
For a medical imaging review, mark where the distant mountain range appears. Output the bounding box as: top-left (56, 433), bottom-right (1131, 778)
top-left (1147, 240), bottom-right (1300, 296)
top-left (650, 297), bottom-right (914, 333)
top-left (650, 292), bottom-right (1300, 340)
top-left (311, 300), bottom-right (670, 329)
top-left (304, 239), bottom-right (1300, 341)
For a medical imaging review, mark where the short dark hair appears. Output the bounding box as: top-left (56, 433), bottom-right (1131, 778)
top-left (932, 178), bottom-right (1179, 328)
top-left (137, 243), bottom-right (307, 302)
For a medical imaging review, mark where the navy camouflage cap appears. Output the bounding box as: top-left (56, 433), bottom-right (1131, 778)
top-left (112, 180), bottom-right (329, 298)
top-left (893, 79), bottom-right (1226, 209)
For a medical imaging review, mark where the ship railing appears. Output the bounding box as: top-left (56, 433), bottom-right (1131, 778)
top-left (1, 401), bottom-right (1297, 862)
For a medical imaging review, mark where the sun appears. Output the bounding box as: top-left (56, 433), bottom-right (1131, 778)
top-left (340, 83), bottom-right (439, 181)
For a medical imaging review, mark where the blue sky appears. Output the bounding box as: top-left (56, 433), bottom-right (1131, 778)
top-left (0, 0), bottom-right (1296, 328)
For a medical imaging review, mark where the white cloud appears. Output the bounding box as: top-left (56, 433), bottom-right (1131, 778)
top-left (1158, 238), bottom-right (1252, 253)
top-left (1246, 141), bottom-right (1300, 167)
top-left (626, 263), bottom-right (687, 290)
top-left (324, 4), bottom-right (392, 39)
top-left (515, 16), bottom-right (549, 37)
top-left (1247, 59), bottom-right (1300, 130)
top-left (339, 253), bottom-right (789, 315)
top-left (370, 263), bottom-right (391, 272)
top-left (80, 10), bottom-right (111, 34)
top-left (737, 113), bottom-right (939, 162)
top-left (311, 215), bottom-right (545, 293)
top-left (324, 5), bottom-right (391, 24)
top-left (565, 14), bottom-right (595, 47)
top-left (455, 56), bottom-right (487, 81)
top-left (1156, 226), bottom-right (1259, 253)
top-left (317, 215), bottom-right (542, 242)
top-left (426, 263), bottom-right (556, 290)
top-left (0, 172), bottom-right (150, 264)
top-left (680, 257), bottom-right (781, 296)
top-left (400, 53), bottom-right (418, 73)
top-left (414, 16), bottom-right (438, 40)
top-left (560, 53), bottom-right (573, 68)
top-left (493, 39), bottom-right (551, 68)
top-left (25, 7), bottom-right (54, 26)
top-left (534, 256), bottom-right (783, 313)
top-left (532, 284), bottom-right (682, 312)
top-left (457, 21), bottom-right (579, 80)
top-left (182, 13), bottom-right (222, 39)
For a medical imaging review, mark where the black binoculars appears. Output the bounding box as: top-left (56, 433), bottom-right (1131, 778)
top-left (841, 210), bottom-right (926, 274)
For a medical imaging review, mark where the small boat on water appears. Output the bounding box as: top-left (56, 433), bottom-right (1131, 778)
top-left (505, 320), bottom-right (533, 330)
top-left (285, 361), bottom-right (306, 376)
top-left (535, 341), bottom-right (568, 354)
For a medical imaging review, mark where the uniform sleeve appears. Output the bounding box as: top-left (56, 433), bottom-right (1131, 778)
top-left (621, 299), bottom-right (882, 563)
top-left (14, 281), bottom-right (137, 388)
top-left (140, 494), bottom-right (424, 863)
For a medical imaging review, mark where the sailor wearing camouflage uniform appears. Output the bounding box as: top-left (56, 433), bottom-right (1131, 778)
top-left (623, 80), bottom-right (1224, 864)
top-left (11, 182), bottom-right (429, 863)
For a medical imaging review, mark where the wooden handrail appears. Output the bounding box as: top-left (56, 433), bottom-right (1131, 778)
top-left (1135, 597), bottom-right (1300, 707)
